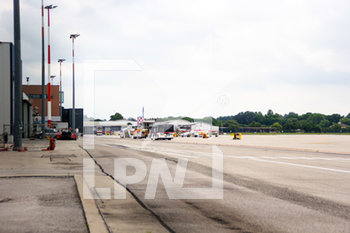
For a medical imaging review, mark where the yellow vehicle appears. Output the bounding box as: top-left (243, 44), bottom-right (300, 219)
top-left (232, 133), bottom-right (242, 140)
top-left (199, 131), bottom-right (208, 138)
top-left (132, 120), bottom-right (155, 139)
top-left (133, 128), bottom-right (149, 139)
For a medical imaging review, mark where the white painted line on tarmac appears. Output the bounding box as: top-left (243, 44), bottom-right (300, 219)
top-left (102, 144), bottom-right (199, 158)
top-left (250, 157), bottom-right (350, 174)
top-left (226, 155), bottom-right (350, 161)
top-left (151, 150), bottom-right (199, 159)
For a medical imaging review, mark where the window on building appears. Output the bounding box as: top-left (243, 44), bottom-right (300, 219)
top-left (27, 94), bottom-right (52, 99)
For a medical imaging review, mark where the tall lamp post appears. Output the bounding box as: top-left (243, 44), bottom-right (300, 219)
top-left (50, 75), bottom-right (56, 121)
top-left (50, 75), bottom-right (56, 84)
top-left (58, 59), bottom-right (65, 121)
top-left (13, 0), bottom-right (23, 149)
top-left (41, 0), bottom-right (45, 136)
top-left (45, 4), bottom-right (57, 128)
top-left (70, 34), bottom-right (79, 132)
top-left (50, 76), bottom-right (55, 122)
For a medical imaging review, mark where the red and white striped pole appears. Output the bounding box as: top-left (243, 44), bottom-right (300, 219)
top-left (45, 5), bottom-right (57, 128)
top-left (47, 6), bottom-right (51, 128)
top-left (41, 0), bottom-right (46, 133)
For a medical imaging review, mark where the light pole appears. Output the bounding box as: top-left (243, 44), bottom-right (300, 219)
top-left (13, 0), bottom-right (23, 149)
top-left (50, 75), bottom-right (55, 122)
top-left (70, 34), bottom-right (79, 132)
top-left (50, 75), bottom-right (56, 84)
top-left (45, 4), bottom-right (57, 128)
top-left (41, 0), bottom-right (45, 136)
top-left (58, 59), bottom-right (65, 121)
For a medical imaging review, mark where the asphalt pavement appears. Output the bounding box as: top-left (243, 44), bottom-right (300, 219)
top-left (84, 136), bottom-right (350, 233)
top-left (0, 177), bottom-right (88, 233)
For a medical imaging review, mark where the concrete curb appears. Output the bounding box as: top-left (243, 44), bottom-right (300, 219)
top-left (74, 175), bottom-right (110, 233)
top-left (0, 174), bottom-right (73, 178)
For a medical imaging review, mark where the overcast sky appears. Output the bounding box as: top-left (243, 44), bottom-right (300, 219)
top-left (1, 0), bottom-right (350, 119)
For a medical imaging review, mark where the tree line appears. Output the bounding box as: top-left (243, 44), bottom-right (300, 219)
top-left (212, 110), bottom-right (350, 133)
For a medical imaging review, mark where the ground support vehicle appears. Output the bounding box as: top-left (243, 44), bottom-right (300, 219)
top-left (132, 128), bottom-right (149, 139)
top-left (132, 120), bottom-right (155, 139)
top-left (149, 124), bottom-right (174, 140)
top-left (56, 129), bottom-right (77, 140)
top-left (232, 133), bottom-right (242, 140)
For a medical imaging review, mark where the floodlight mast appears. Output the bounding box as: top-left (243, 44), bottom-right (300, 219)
top-left (41, 0), bottom-right (45, 137)
top-left (58, 59), bottom-right (65, 120)
top-left (70, 34), bottom-right (80, 132)
top-left (50, 75), bottom-right (56, 82)
top-left (45, 4), bottom-right (57, 128)
top-left (14, 0), bottom-right (23, 149)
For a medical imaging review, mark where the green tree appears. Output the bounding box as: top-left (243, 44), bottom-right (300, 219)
top-left (260, 110), bottom-right (282, 126)
top-left (319, 119), bottom-right (330, 132)
top-left (249, 121), bottom-right (262, 127)
top-left (299, 120), bottom-right (313, 132)
top-left (211, 117), bottom-right (219, 126)
top-left (267, 109), bottom-right (274, 115)
top-left (255, 112), bottom-right (265, 125)
top-left (329, 123), bottom-right (341, 132)
top-left (285, 112), bottom-right (299, 119)
top-left (340, 117), bottom-right (350, 125)
top-left (283, 118), bottom-right (299, 131)
top-left (327, 114), bottom-right (341, 124)
top-left (307, 113), bottom-right (326, 125)
top-left (182, 117), bottom-right (194, 122)
top-left (234, 111), bottom-right (258, 125)
top-left (265, 114), bottom-right (282, 126)
top-left (110, 112), bottom-right (124, 121)
top-left (224, 119), bottom-right (240, 132)
top-left (271, 122), bottom-right (282, 131)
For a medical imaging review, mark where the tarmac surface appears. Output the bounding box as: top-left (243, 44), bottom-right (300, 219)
top-left (0, 177), bottom-right (88, 233)
top-left (84, 135), bottom-right (350, 233)
top-left (172, 134), bottom-right (350, 154)
top-left (1, 134), bottom-right (350, 232)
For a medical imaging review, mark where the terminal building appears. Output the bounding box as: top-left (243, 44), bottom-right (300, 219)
top-left (0, 42), bottom-right (33, 139)
top-left (22, 85), bottom-right (60, 123)
top-left (23, 85), bottom-right (84, 134)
